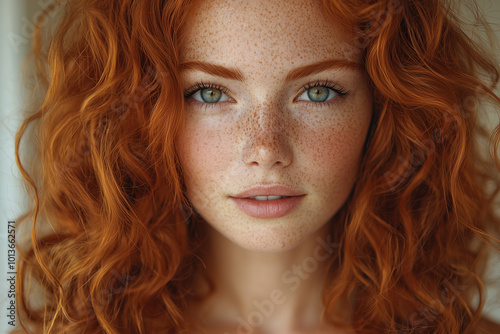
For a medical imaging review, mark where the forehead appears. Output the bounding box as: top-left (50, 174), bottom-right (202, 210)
top-left (181, 0), bottom-right (360, 68)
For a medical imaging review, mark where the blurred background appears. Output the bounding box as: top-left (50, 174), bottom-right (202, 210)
top-left (1, 0), bottom-right (500, 333)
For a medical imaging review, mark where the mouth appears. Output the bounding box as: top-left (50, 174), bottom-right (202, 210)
top-left (230, 185), bottom-right (306, 218)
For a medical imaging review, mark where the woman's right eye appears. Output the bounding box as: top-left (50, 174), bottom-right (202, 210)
top-left (191, 88), bottom-right (231, 103)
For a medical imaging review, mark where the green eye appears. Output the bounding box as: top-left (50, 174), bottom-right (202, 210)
top-left (299, 86), bottom-right (336, 103)
top-left (191, 87), bottom-right (231, 103)
top-left (200, 88), bottom-right (222, 103)
top-left (307, 87), bottom-right (332, 102)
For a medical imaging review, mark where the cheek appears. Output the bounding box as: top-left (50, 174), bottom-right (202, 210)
top-left (177, 115), bottom-right (231, 169)
top-left (176, 117), bottom-right (234, 202)
top-left (300, 112), bottom-right (371, 189)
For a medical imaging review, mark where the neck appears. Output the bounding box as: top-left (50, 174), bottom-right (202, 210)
top-left (188, 219), bottom-right (339, 333)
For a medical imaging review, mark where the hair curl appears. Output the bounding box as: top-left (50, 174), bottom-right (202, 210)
top-left (14, 0), bottom-right (500, 333)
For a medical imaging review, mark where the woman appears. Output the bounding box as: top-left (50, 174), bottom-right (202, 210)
top-left (14, 0), bottom-right (500, 333)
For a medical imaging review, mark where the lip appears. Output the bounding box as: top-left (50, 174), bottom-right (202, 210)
top-left (232, 185), bottom-right (305, 198)
top-left (230, 185), bottom-right (306, 219)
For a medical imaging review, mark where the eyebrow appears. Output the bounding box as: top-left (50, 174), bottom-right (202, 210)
top-left (180, 59), bottom-right (362, 82)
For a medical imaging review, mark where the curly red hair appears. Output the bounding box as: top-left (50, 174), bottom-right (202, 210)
top-left (14, 0), bottom-right (500, 333)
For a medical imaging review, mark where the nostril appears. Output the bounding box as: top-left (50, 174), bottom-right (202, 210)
top-left (242, 135), bottom-right (293, 169)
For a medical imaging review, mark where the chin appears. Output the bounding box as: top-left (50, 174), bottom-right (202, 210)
top-left (202, 211), bottom-right (331, 253)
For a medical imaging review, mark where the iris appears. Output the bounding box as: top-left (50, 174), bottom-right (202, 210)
top-left (201, 88), bottom-right (222, 103)
top-left (307, 87), bottom-right (330, 102)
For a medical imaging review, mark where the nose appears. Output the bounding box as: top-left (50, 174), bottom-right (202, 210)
top-left (241, 103), bottom-right (293, 169)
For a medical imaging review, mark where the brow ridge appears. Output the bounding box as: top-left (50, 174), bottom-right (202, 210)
top-left (180, 58), bottom-right (361, 82)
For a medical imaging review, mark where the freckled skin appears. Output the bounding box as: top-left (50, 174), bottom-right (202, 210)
top-left (177, 0), bottom-right (372, 252)
top-left (176, 1), bottom-right (373, 330)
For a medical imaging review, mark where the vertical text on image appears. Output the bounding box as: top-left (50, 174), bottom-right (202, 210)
top-left (6, 221), bottom-right (16, 327)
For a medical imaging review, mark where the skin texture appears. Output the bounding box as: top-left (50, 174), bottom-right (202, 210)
top-left (176, 0), bottom-right (372, 331)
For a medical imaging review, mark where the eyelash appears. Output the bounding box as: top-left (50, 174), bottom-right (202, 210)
top-left (184, 81), bottom-right (229, 98)
top-left (300, 80), bottom-right (350, 107)
top-left (183, 80), bottom-right (350, 110)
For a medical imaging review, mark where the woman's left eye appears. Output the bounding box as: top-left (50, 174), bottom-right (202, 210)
top-left (297, 86), bottom-right (337, 103)
top-left (191, 88), bottom-right (231, 103)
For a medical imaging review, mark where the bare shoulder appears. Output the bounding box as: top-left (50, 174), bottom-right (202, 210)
top-left (477, 316), bottom-right (500, 333)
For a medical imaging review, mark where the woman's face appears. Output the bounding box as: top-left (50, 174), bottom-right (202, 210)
top-left (176, 0), bottom-right (372, 252)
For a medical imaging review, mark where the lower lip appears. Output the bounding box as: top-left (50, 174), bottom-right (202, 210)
top-left (230, 195), bottom-right (305, 219)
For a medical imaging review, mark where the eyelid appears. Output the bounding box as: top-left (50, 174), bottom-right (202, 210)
top-left (184, 81), bottom-right (231, 98)
top-left (294, 80), bottom-right (349, 101)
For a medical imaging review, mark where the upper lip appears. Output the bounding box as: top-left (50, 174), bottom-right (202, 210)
top-left (231, 185), bottom-right (305, 198)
